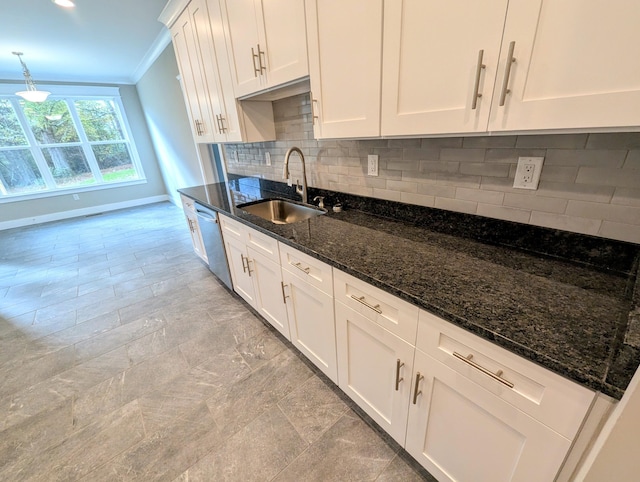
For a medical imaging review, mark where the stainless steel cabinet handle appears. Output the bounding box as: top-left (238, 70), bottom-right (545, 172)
top-left (412, 372), bottom-right (424, 404)
top-left (246, 258), bottom-right (253, 277)
top-left (194, 119), bottom-right (203, 136)
top-left (240, 254), bottom-right (247, 273)
top-left (218, 115), bottom-right (227, 133)
top-left (453, 352), bottom-right (514, 388)
top-left (257, 44), bottom-right (266, 74)
top-left (395, 359), bottom-right (404, 391)
top-left (281, 282), bottom-right (289, 303)
top-left (293, 262), bottom-right (310, 274)
top-left (251, 47), bottom-right (260, 77)
top-left (215, 114), bottom-right (222, 133)
top-left (350, 295), bottom-right (382, 314)
top-left (499, 41), bottom-right (516, 107)
top-left (471, 49), bottom-right (486, 110)
top-left (310, 97), bottom-right (319, 125)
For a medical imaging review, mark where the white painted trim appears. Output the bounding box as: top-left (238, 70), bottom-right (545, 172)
top-left (132, 29), bottom-right (172, 84)
top-left (158, 0), bottom-right (190, 27)
top-left (0, 195), bottom-right (170, 231)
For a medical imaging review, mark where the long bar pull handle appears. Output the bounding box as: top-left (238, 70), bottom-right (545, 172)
top-left (311, 96), bottom-right (319, 124)
top-left (293, 262), bottom-right (310, 274)
top-left (240, 254), bottom-right (247, 273)
top-left (350, 295), bottom-right (382, 314)
top-left (218, 115), bottom-right (227, 133)
top-left (257, 44), bottom-right (267, 74)
top-left (499, 41), bottom-right (516, 107)
top-left (195, 120), bottom-right (203, 136)
top-left (214, 115), bottom-right (222, 133)
top-left (251, 47), bottom-right (260, 77)
top-left (471, 49), bottom-right (486, 110)
top-left (453, 352), bottom-right (514, 388)
top-left (412, 372), bottom-right (424, 404)
top-left (246, 258), bottom-right (253, 277)
top-left (395, 359), bottom-right (404, 391)
top-left (281, 282), bottom-right (289, 303)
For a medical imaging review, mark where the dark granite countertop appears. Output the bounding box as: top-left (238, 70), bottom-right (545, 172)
top-left (179, 177), bottom-right (640, 399)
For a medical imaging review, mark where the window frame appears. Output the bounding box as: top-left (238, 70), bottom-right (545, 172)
top-left (0, 84), bottom-right (146, 203)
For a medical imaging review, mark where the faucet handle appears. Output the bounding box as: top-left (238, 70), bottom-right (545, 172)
top-left (313, 196), bottom-right (325, 208)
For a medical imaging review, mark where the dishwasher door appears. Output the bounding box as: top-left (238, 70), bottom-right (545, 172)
top-left (195, 204), bottom-right (232, 289)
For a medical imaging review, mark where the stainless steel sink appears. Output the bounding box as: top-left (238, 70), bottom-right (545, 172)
top-left (237, 199), bottom-right (327, 225)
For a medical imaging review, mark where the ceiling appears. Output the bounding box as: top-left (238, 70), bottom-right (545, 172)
top-left (0, 0), bottom-right (171, 85)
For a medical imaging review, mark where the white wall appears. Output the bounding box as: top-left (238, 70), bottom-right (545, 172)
top-left (136, 45), bottom-right (203, 206)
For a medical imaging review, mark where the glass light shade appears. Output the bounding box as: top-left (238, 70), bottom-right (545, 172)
top-left (16, 90), bottom-right (51, 103)
top-left (52, 0), bottom-right (76, 7)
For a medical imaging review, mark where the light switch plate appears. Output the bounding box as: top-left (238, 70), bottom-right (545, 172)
top-left (513, 157), bottom-right (544, 190)
top-left (265, 152), bottom-right (271, 166)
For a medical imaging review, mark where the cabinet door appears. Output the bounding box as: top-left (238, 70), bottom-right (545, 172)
top-left (220, 0), bottom-right (264, 97)
top-left (223, 235), bottom-right (256, 306)
top-left (406, 349), bottom-right (572, 482)
top-left (489, 0), bottom-right (640, 131)
top-left (248, 246), bottom-right (290, 340)
top-left (191, 0), bottom-right (227, 143)
top-left (171, 8), bottom-right (216, 142)
top-left (335, 301), bottom-right (414, 444)
top-left (283, 269), bottom-right (337, 382)
top-left (180, 195), bottom-right (207, 262)
top-left (259, 0), bottom-right (308, 88)
top-left (305, 0), bottom-right (383, 139)
top-left (381, 0), bottom-right (508, 136)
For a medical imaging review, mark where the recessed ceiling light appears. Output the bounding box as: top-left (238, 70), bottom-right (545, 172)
top-left (52, 0), bottom-right (76, 7)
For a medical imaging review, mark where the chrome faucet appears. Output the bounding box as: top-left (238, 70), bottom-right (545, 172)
top-left (283, 146), bottom-right (308, 204)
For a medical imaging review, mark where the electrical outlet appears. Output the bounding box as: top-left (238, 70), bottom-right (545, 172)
top-left (513, 157), bottom-right (544, 190)
top-left (72, 194), bottom-right (79, 201)
top-left (265, 152), bottom-right (271, 166)
top-left (368, 154), bottom-right (379, 176)
top-left (233, 150), bottom-right (239, 163)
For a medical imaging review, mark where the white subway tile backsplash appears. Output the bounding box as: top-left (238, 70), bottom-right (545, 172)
top-left (477, 204), bottom-right (531, 224)
top-left (566, 201), bottom-right (640, 225)
top-left (456, 187), bottom-right (504, 205)
top-left (529, 212), bottom-right (601, 236)
top-left (225, 93), bottom-right (640, 243)
top-left (612, 188), bottom-right (640, 207)
top-left (598, 221), bottom-right (640, 244)
top-left (545, 149), bottom-right (627, 167)
top-left (435, 197), bottom-right (478, 214)
top-left (503, 192), bottom-right (568, 214)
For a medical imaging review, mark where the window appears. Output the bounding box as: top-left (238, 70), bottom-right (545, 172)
top-left (0, 87), bottom-right (145, 199)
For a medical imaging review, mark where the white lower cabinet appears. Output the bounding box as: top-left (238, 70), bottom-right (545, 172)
top-left (180, 195), bottom-right (207, 263)
top-left (216, 218), bottom-right (598, 481)
top-left (282, 268), bottom-right (337, 382)
top-left (335, 300), bottom-right (415, 444)
top-left (406, 348), bottom-right (572, 482)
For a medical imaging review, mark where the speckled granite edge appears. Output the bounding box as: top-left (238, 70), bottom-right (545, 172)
top-left (179, 178), bottom-right (640, 399)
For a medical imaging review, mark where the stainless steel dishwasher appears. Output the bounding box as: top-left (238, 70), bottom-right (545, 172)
top-left (194, 203), bottom-right (232, 289)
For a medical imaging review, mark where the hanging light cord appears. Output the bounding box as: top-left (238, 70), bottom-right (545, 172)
top-left (12, 52), bottom-right (38, 92)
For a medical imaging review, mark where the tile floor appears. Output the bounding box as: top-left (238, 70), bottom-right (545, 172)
top-left (0, 202), bottom-right (435, 481)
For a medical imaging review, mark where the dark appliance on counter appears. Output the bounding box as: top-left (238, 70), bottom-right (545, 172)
top-left (194, 202), bottom-right (232, 289)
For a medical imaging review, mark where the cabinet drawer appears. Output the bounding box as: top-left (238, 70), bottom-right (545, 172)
top-left (417, 310), bottom-right (595, 440)
top-left (180, 194), bottom-right (196, 213)
top-left (279, 242), bottom-right (333, 296)
top-left (219, 214), bottom-right (279, 263)
top-left (333, 269), bottom-right (419, 345)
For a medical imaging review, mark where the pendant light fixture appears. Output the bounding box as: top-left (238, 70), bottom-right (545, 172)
top-left (12, 52), bottom-right (51, 103)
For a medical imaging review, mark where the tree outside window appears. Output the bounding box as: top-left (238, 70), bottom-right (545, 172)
top-left (0, 93), bottom-right (144, 198)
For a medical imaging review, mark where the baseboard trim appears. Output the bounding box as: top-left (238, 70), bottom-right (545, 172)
top-left (0, 195), bottom-right (171, 231)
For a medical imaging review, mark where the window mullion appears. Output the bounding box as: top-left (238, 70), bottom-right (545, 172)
top-left (10, 98), bottom-right (57, 189)
top-left (66, 99), bottom-right (104, 183)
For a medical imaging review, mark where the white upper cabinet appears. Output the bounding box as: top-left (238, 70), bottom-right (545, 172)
top-left (171, 3), bottom-right (218, 143)
top-left (220, 0), bottom-right (309, 98)
top-left (488, 0), bottom-right (640, 132)
top-left (305, 0), bottom-right (383, 139)
top-left (381, 0), bottom-right (509, 136)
